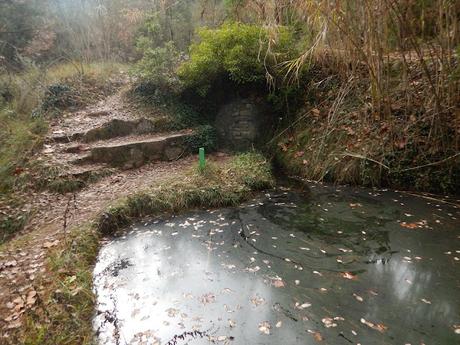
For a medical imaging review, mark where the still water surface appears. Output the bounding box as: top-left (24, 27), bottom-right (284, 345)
top-left (94, 183), bottom-right (460, 345)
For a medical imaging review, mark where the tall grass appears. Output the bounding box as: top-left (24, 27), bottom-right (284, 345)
top-left (233, 0), bottom-right (459, 192)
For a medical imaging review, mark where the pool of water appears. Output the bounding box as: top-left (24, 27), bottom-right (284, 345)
top-left (93, 183), bottom-right (460, 345)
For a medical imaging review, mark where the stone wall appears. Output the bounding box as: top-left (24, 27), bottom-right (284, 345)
top-left (214, 97), bottom-right (267, 150)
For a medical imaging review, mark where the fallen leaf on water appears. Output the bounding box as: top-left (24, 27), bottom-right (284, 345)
top-left (258, 321), bottom-right (271, 335)
top-left (166, 308), bottom-right (179, 318)
top-left (250, 295), bottom-right (265, 307)
top-left (199, 293), bottom-right (216, 305)
top-left (360, 318), bottom-right (387, 333)
top-left (228, 319), bottom-right (236, 328)
top-left (313, 332), bottom-right (323, 341)
top-left (341, 272), bottom-right (357, 280)
top-left (307, 329), bottom-right (323, 342)
top-left (400, 222), bottom-right (418, 229)
top-left (421, 298), bottom-right (431, 304)
top-left (322, 317), bottom-right (337, 328)
top-left (272, 279), bottom-right (285, 288)
top-left (295, 302), bottom-right (312, 310)
top-left (353, 293), bottom-right (364, 302)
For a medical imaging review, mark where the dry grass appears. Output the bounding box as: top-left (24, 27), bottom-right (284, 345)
top-left (233, 0), bottom-right (459, 193)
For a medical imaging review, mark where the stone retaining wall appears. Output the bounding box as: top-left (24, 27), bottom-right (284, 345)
top-left (215, 97), bottom-right (266, 150)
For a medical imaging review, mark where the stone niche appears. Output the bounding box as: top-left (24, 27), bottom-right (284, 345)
top-left (214, 96), bottom-right (268, 150)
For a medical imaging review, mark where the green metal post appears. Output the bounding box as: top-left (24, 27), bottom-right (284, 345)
top-left (199, 147), bottom-right (206, 170)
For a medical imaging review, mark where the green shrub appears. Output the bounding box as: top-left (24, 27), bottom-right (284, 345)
top-left (41, 83), bottom-right (74, 111)
top-left (132, 41), bottom-right (182, 91)
top-left (178, 22), bottom-right (297, 96)
top-left (186, 125), bottom-right (218, 152)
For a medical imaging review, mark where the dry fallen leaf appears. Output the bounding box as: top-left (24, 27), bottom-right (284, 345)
top-left (258, 321), bottom-right (271, 335)
top-left (322, 317), bottom-right (337, 328)
top-left (295, 302), bottom-right (312, 310)
top-left (250, 295), bottom-right (265, 307)
top-left (43, 240), bottom-right (59, 249)
top-left (312, 331), bottom-right (323, 341)
top-left (199, 293), bottom-right (216, 304)
top-left (341, 272), bottom-right (357, 280)
top-left (7, 320), bottom-right (22, 329)
top-left (26, 290), bottom-right (37, 306)
top-left (353, 293), bottom-right (364, 302)
top-left (294, 151), bottom-right (305, 158)
top-left (360, 318), bottom-right (388, 333)
top-left (307, 329), bottom-right (323, 342)
top-left (272, 279), bottom-right (285, 288)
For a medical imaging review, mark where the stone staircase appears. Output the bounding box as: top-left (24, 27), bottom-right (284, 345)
top-left (39, 101), bottom-right (195, 184)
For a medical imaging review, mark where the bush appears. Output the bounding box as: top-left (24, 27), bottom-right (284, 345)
top-left (178, 23), bottom-right (298, 96)
top-left (186, 125), bottom-right (218, 152)
top-left (133, 41), bottom-right (183, 92)
top-left (41, 83), bottom-right (74, 111)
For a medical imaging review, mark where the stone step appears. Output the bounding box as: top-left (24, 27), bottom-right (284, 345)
top-left (83, 118), bottom-right (159, 143)
top-left (73, 131), bottom-right (194, 169)
top-left (48, 117), bottom-right (163, 144)
top-left (57, 164), bottom-right (112, 181)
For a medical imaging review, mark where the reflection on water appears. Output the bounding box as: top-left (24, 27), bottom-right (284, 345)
top-left (94, 184), bottom-right (460, 345)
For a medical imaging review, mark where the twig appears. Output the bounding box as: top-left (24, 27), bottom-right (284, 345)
top-left (397, 153), bottom-right (460, 172)
top-left (398, 191), bottom-right (460, 208)
top-left (62, 193), bottom-right (78, 243)
top-left (341, 152), bottom-right (390, 170)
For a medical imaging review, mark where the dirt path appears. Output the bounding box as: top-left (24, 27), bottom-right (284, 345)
top-left (0, 85), bottom-right (199, 335)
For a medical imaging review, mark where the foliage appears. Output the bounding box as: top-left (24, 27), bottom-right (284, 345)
top-left (0, 109), bottom-right (47, 194)
top-left (0, 196), bottom-right (30, 244)
top-left (135, 3), bottom-right (194, 53)
top-left (41, 84), bottom-right (74, 111)
top-left (185, 125), bottom-right (218, 152)
top-left (0, 1), bottom-right (42, 65)
top-left (133, 41), bottom-right (183, 91)
top-left (178, 22), bottom-right (298, 96)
